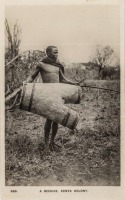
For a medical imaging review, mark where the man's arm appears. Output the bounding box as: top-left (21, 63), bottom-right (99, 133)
top-left (59, 69), bottom-right (79, 85)
top-left (26, 65), bottom-right (40, 83)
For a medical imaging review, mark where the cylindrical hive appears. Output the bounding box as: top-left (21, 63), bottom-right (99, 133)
top-left (19, 83), bottom-right (82, 129)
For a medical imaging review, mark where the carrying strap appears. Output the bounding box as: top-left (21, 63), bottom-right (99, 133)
top-left (28, 82), bottom-right (35, 111)
top-left (70, 115), bottom-right (79, 130)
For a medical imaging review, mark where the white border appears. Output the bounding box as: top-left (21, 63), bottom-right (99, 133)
top-left (0, 0), bottom-right (125, 200)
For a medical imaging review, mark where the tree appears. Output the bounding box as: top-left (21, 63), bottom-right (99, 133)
top-left (5, 19), bottom-right (21, 59)
top-left (90, 45), bottom-right (114, 76)
top-left (5, 19), bottom-right (22, 93)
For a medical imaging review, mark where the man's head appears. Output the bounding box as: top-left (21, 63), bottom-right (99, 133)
top-left (46, 46), bottom-right (58, 61)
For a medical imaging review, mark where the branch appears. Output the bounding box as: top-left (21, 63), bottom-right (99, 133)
top-left (5, 93), bottom-right (19, 111)
top-left (5, 85), bottom-right (13, 97)
top-left (5, 54), bottom-right (20, 67)
top-left (5, 50), bottom-right (45, 67)
top-left (5, 87), bottom-right (22, 104)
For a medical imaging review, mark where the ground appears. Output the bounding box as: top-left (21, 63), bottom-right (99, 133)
top-left (5, 80), bottom-right (120, 186)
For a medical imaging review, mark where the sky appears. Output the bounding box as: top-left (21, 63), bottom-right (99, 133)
top-left (5, 5), bottom-right (120, 63)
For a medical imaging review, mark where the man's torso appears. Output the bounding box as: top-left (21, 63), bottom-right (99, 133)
top-left (38, 62), bottom-right (60, 83)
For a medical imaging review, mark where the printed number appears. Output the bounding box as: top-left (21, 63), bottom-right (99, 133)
top-left (11, 190), bottom-right (17, 192)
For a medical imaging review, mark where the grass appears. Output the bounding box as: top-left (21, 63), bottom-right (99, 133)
top-left (5, 80), bottom-right (120, 186)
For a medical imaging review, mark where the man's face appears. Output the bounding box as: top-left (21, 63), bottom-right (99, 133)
top-left (49, 47), bottom-right (58, 61)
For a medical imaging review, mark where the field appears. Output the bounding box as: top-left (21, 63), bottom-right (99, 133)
top-left (5, 80), bottom-right (120, 186)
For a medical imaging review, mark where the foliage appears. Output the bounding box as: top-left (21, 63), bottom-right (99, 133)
top-left (65, 64), bottom-right (120, 81)
top-left (90, 45), bottom-right (114, 70)
top-left (100, 66), bottom-right (120, 80)
top-left (5, 50), bottom-right (46, 90)
top-left (5, 19), bottom-right (21, 59)
top-left (89, 45), bottom-right (120, 80)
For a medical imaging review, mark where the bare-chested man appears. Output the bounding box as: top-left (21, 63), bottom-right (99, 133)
top-left (26, 46), bottom-right (78, 151)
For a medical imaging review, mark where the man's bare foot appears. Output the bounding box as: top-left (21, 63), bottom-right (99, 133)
top-left (49, 143), bottom-right (62, 151)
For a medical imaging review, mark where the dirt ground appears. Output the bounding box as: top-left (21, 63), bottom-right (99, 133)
top-left (5, 80), bottom-right (120, 186)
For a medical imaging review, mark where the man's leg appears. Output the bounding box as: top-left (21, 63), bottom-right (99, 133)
top-left (44, 119), bottom-right (52, 145)
top-left (49, 122), bottom-right (59, 151)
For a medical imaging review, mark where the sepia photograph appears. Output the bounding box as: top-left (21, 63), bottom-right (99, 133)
top-left (4, 4), bottom-right (121, 187)
top-left (1, 0), bottom-right (125, 199)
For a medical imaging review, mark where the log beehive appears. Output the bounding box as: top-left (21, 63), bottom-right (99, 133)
top-left (19, 83), bottom-right (82, 129)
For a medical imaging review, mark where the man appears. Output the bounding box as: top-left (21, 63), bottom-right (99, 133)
top-left (26, 46), bottom-right (78, 151)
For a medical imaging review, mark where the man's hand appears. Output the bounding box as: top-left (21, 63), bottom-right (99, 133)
top-left (74, 77), bottom-right (86, 87)
top-left (23, 80), bottom-right (27, 85)
top-left (75, 81), bottom-right (80, 86)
